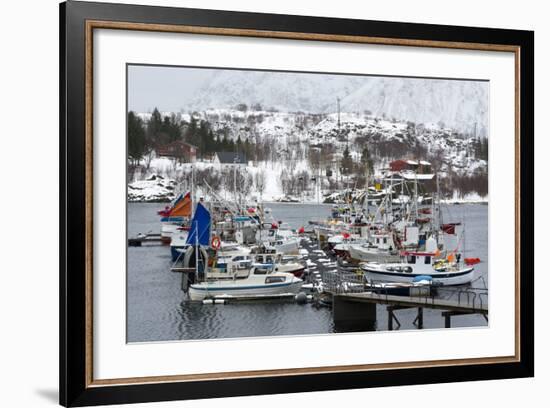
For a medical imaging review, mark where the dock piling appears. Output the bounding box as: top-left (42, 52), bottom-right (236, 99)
top-left (333, 295), bottom-right (376, 332)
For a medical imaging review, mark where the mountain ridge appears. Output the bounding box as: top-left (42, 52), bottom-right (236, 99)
top-left (184, 70), bottom-right (488, 136)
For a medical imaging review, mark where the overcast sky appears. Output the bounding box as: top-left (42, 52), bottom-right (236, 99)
top-left (127, 65), bottom-right (488, 137)
top-left (128, 65), bottom-right (212, 112)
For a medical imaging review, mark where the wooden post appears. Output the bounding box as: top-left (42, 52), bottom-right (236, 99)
top-left (417, 307), bottom-right (424, 329)
top-left (444, 313), bottom-right (451, 328)
top-left (333, 295), bottom-right (376, 332)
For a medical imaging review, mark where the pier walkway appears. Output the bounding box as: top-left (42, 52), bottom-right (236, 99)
top-left (333, 291), bottom-right (488, 331)
top-left (338, 292), bottom-right (488, 314)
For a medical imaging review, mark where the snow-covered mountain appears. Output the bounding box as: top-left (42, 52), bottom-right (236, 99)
top-left (185, 71), bottom-right (488, 136)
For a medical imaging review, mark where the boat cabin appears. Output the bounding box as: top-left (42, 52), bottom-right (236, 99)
top-left (370, 232), bottom-right (394, 251)
top-left (394, 251), bottom-right (446, 274)
top-left (405, 252), bottom-right (435, 266)
top-left (253, 252), bottom-right (282, 265)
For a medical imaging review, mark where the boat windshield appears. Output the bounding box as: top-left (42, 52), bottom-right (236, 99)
top-left (265, 276), bottom-right (286, 284)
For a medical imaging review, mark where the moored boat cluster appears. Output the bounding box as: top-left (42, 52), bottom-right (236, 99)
top-left (149, 159), bottom-right (479, 302)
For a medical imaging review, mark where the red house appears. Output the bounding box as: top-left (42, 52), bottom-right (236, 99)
top-left (389, 159), bottom-right (432, 174)
top-left (156, 141), bottom-right (197, 162)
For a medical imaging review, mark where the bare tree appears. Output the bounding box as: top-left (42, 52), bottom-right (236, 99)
top-left (254, 170), bottom-right (267, 201)
top-left (143, 149), bottom-right (155, 171)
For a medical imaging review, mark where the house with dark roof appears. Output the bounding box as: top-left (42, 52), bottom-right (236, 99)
top-left (213, 151), bottom-right (248, 168)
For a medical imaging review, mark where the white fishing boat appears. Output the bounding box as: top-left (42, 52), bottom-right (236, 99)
top-left (259, 226), bottom-right (301, 254)
top-left (360, 235), bottom-right (474, 286)
top-left (361, 251), bottom-right (474, 286)
top-left (160, 223), bottom-right (183, 243)
top-left (272, 236), bottom-right (300, 254)
top-left (158, 192), bottom-right (192, 244)
top-left (170, 229), bottom-right (190, 261)
top-left (250, 251), bottom-right (306, 278)
top-left (188, 265), bottom-right (303, 301)
top-left (348, 230), bottom-right (401, 263)
top-left (330, 234), bottom-right (369, 257)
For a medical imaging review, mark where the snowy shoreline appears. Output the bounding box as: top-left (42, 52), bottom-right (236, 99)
top-left (127, 174), bottom-right (488, 205)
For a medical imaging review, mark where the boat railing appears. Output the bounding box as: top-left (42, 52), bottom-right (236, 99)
top-left (435, 286), bottom-right (489, 312)
top-left (321, 269), bottom-right (366, 294)
top-left (321, 270), bottom-right (489, 313)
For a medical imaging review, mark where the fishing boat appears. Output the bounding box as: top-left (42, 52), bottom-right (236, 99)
top-left (250, 249), bottom-right (306, 278)
top-left (332, 238), bottom-right (368, 257)
top-left (361, 253), bottom-right (474, 286)
top-left (360, 236), bottom-right (474, 286)
top-left (170, 229), bottom-right (190, 261)
top-left (188, 265), bottom-right (303, 301)
top-left (170, 201), bottom-right (210, 262)
top-left (159, 192), bottom-right (192, 244)
top-left (348, 230), bottom-right (401, 263)
top-left (258, 224), bottom-right (301, 254)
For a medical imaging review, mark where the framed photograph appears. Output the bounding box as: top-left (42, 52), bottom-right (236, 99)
top-left (60, 1), bottom-right (534, 406)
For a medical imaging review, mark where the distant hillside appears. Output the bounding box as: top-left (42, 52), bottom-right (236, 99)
top-left (130, 108), bottom-right (488, 202)
top-left (183, 71), bottom-right (488, 136)
top-left (184, 109), bottom-right (487, 177)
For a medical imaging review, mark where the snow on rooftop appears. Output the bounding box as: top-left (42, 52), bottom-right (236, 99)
top-left (401, 173), bottom-right (435, 180)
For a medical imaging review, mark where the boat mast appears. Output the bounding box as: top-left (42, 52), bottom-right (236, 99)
top-left (364, 157), bottom-right (370, 219)
top-left (413, 172), bottom-right (419, 221)
top-left (436, 172), bottom-right (442, 239)
top-left (233, 156), bottom-right (238, 210)
top-left (191, 165), bottom-right (195, 217)
top-left (194, 220), bottom-right (200, 280)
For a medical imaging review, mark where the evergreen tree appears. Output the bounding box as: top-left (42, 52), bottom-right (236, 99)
top-left (236, 134), bottom-right (242, 152)
top-left (147, 108), bottom-right (163, 144)
top-left (341, 146), bottom-right (353, 175)
top-left (128, 111), bottom-right (146, 165)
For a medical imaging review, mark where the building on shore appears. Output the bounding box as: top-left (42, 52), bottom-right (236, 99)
top-left (156, 141), bottom-right (198, 163)
top-left (213, 151), bottom-right (248, 169)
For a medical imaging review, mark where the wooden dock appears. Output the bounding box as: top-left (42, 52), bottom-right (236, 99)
top-left (333, 292), bottom-right (488, 330)
top-left (339, 292), bottom-right (488, 314)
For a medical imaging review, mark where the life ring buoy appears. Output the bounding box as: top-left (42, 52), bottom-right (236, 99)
top-left (211, 236), bottom-right (221, 250)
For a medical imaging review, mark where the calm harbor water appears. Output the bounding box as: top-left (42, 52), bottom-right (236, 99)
top-left (127, 202), bottom-right (488, 343)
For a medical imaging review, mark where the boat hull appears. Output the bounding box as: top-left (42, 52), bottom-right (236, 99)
top-left (277, 265), bottom-right (305, 278)
top-left (170, 246), bottom-right (183, 262)
top-left (362, 265), bottom-right (475, 286)
top-left (349, 246), bottom-right (400, 263)
top-left (275, 239), bottom-right (300, 254)
top-left (161, 223), bottom-right (181, 244)
top-left (188, 280), bottom-right (303, 301)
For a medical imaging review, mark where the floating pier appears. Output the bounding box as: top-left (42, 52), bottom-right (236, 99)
top-left (128, 233), bottom-right (164, 246)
